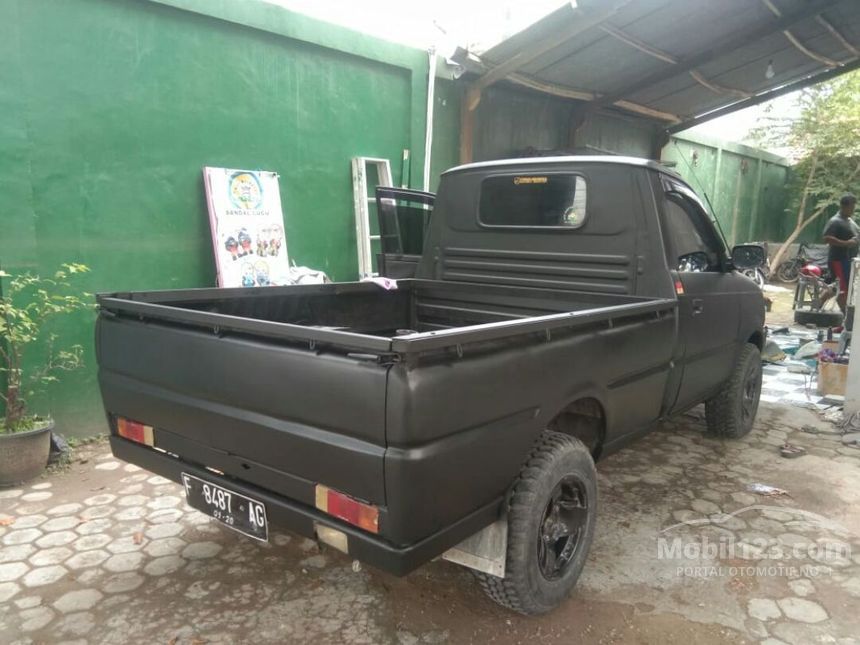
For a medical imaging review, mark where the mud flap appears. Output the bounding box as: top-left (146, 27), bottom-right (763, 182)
top-left (441, 517), bottom-right (507, 577)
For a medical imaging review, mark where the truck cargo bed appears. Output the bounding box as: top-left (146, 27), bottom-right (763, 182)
top-left (97, 279), bottom-right (672, 355)
top-left (96, 278), bottom-right (674, 550)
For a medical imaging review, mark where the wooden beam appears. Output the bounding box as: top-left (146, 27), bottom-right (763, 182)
top-left (459, 87), bottom-right (476, 164)
top-left (469, 0), bottom-right (632, 97)
top-left (506, 73), bottom-right (595, 102)
top-left (613, 100), bottom-right (680, 123)
top-left (761, 0), bottom-right (840, 67)
top-left (783, 30), bottom-right (841, 67)
top-left (816, 14), bottom-right (860, 57)
top-left (598, 24), bottom-right (679, 65)
top-left (598, 23), bottom-right (752, 103)
top-left (689, 70), bottom-right (752, 98)
top-left (593, 0), bottom-right (838, 109)
top-left (504, 73), bottom-right (680, 123)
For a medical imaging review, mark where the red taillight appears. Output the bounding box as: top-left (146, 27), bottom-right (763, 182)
top-left (315, 484), bottom-right (379, 534)
top-left (116, 417), bottom-right (154, 446)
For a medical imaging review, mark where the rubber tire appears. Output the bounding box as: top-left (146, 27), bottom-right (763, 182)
top-left (776, 262), bottom-right (799, 283)
top-left (474, 432), bottom-right (597, 615)
top-left (793, 309), bottom-right (843, 328)
top-left (705, 343), bottom-right (762, 438)
top-left (740, 268), bottom-right (765, 289)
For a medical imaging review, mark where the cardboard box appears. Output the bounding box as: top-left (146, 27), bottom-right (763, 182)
top-left (818, 361), bottom-right (848, 396)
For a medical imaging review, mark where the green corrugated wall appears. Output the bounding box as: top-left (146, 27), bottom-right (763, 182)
top-left (661, 132), bottom-right (791, 244)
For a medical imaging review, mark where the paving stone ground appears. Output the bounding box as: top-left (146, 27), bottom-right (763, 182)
top-left (1, 402), bottom-right (859, 644)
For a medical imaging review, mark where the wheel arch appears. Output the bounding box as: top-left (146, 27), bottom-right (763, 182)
top-left (547, 397), bottom-right (607, 460)
top-left (747, 330), bottom-right (765, 351)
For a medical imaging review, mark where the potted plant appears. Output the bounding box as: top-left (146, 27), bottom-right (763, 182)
top-left (0, 263), bottom-right (90, 486)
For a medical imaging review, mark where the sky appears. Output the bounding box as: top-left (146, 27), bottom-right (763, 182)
top-left (265, 0), bottom-right (801, 155)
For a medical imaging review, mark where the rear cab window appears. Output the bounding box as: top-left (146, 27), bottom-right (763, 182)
top-left (478, 174), bottom-right (587, 228)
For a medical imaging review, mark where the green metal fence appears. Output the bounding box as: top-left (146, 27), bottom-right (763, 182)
top-left (661, 131), bottom-right (791, 244)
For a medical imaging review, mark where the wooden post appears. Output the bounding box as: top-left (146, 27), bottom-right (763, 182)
top-left (459, 86), bottom-right (479, 164)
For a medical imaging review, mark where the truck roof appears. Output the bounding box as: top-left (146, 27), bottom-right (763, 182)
top-left (444, 155), bottom-right (681, 178)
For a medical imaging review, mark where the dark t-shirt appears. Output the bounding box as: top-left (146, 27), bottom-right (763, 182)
top-left (823, 214), bottom-right (859, 262)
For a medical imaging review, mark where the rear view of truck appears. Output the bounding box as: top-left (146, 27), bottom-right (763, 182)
top-left (97, 157), bottom-right (762, 614)
top-left (97, 274), bottom-right (671, 570)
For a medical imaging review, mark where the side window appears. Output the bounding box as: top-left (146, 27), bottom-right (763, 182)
top-left (662, 194), bottom-right (721, 272)
top-left (376, 188), bottom-right (435, 256)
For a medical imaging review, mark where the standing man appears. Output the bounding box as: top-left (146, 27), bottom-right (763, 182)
top-left (823, 193), bottom-right (859, 312)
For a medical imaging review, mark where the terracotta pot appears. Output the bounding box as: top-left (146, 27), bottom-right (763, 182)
top-left (0, 419), bottom-right (54, 487)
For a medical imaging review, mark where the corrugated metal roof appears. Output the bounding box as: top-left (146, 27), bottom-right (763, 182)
top-left (468, 0), bottom-right (860, 130)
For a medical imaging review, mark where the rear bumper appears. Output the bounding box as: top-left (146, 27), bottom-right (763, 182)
top-left (110, 437), bottom-right (500, 576)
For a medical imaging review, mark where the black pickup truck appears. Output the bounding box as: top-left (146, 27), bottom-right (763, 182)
top-left (96, 157), bottom-right (765, 614)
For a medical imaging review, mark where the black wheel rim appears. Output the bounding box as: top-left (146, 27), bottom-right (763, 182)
top-left (537, 476), bottom-right (588, 581)
top-left (741, 359), bottom-right (762, 425)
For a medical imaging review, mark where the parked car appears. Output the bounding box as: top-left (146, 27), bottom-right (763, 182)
top-left (95, 156), bottom-right (766, 614)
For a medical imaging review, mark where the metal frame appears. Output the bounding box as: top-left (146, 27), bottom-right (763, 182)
top-left (351, 157), bottom-right (393, 280)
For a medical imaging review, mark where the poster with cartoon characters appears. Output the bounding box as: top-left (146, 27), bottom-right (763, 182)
top-left (203, 167), bottom-right (291, 288)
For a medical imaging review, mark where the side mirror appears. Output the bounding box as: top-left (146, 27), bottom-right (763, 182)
top-left (731, 244), bottom-right (766, 269)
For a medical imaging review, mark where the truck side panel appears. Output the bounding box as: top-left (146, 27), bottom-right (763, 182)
top-left (383, 309), bottom-right (676, 545)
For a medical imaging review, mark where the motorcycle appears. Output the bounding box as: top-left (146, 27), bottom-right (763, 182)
top-left (792, 262), bottom-right (843, 328)
top-left (737, 241), bottom-right (769, 288)
top-left (775, 242), bottom-right (829, 283)
top-left (740, 266), bottom-right (766, 288)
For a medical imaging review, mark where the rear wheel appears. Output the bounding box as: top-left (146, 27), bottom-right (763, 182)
top-left (776, 261), bottom-right (800, 283)
top-left (474, 432), bottom-right (597, 615)
top-left (705, 343), bottom-right (762, 438)
top-left (740, 268), bottom-right (765, 289)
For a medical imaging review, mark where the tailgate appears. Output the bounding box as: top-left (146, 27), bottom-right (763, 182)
top-left (96, 315), bottom-right (388, 505)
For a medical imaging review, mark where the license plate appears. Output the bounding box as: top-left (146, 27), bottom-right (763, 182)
top-left (181, 473), bottom-right (268, 542)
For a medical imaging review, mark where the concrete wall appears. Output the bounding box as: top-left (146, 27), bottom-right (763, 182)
top-left (1, 0), bottom-right (432, 436)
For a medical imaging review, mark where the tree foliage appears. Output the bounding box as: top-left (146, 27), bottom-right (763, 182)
top-left (0, 263), bottom-right (91, 433)
top-left (751, 70), bottom-right (860, 272)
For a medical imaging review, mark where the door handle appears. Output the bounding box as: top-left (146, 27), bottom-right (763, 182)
top-left (692, 298), bottom-right (704, 315)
